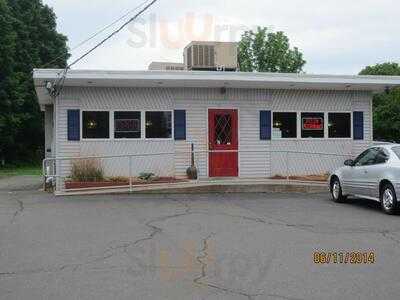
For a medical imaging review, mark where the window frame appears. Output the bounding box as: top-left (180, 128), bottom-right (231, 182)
top-left (353, 147), bottom-right (389, 167)
top-left (353, 148), bottom-right (376, 167)
top-left (300, 111), bottom-right (326, 139)
top-left (272, 111), bottom-right (298, 139)
top-left (80, 109), bottom-right (175, 141)
top-left (328, 112), bottom-right (353, 139)
top-left (269, 111), bottom-right (355, 140)
top-left (81, 110), bottom-right (111, 141)
top-left (144, 110), bottom-right (174, 141)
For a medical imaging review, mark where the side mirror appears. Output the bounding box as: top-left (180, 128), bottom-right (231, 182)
top-left (344, 159), bottom-right (354, 166)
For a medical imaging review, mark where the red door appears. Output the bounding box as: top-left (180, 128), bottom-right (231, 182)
top-left (208, 109), bottom-right (238, 177)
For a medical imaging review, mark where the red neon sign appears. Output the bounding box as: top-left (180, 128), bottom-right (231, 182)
top-left (302, 117), bottom-right (323, 130)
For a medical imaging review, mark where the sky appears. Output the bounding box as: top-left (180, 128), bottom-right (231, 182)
top-left (42, 0), bottom-right (399, 75)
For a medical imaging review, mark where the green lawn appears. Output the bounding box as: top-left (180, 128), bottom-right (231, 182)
top-left (0, 165), bottom-right (42, 178)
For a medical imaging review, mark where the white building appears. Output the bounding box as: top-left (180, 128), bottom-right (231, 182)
top-left (33, 69), bottom-right (400, 188)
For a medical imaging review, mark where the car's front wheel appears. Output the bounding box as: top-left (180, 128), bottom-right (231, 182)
top-left (380, 183), bottom-right (398, 215)
top-left (331, 178), bottom-right (347, 203)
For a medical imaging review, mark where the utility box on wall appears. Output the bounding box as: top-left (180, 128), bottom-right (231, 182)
top-left (184, 41), bottom-right (238, 71)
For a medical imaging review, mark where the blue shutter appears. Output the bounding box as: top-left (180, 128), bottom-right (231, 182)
top-left (174, 110), bottom-right (186, 140)
top-left (67, 110), bottom-right (80, 141)
top-left (260, 111), bottom-right (271, 140)
top-left (353, 111), bottom-right (364, 140)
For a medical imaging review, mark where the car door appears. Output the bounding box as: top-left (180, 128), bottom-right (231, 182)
top-left (350, 148), bottom-right (380, 197)
top-left (362, 148), bottom-right (390, 199)
top-left (340, 149), bottom-right (371, 195)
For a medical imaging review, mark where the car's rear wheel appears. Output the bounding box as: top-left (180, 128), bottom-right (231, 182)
top-left (331, 178), bottom-right (347, 203)
top-left (380, 183), bottom-right (398, 215)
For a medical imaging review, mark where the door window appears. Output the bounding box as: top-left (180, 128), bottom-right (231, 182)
top-left (214, 114), bottom-right (232, 145)
top-left (374, 148), bottom-right (389, 164)
top-left (354, 148), bottom-right (378, 166)
top-left (353, 148), bottom-right (388, 166)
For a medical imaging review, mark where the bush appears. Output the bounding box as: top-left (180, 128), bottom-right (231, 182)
top-left (70, 159), bottom-right (104, 182)
top-left (138, 172), bottom-right (156, 182)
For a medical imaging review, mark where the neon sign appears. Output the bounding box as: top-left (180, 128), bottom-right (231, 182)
top-left (302, 117), bottom-right (323, 130)
top-left (115, 119), bottom-right (140, 133)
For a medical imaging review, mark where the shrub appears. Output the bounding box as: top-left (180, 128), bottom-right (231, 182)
top-left (70, 159), bottom-right (104, 182)
top-left (138, 172), bottom-right (156, 182)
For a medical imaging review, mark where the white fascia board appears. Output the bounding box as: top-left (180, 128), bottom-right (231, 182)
top-left (33, 69), bottom-right (400, 92)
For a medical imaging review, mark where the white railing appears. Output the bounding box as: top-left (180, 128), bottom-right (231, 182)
top-left (43, 148), bottom-right (352, 193)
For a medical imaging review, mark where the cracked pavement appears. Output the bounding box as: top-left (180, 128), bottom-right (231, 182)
top-left (1, 177), bottom-right (400, 299)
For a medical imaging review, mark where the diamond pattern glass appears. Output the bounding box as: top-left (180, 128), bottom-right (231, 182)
top-left (215, 114), bottom-right (232, 145)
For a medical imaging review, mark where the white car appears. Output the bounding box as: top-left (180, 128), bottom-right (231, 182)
top-left (329, 144), bottom-right (400, 214)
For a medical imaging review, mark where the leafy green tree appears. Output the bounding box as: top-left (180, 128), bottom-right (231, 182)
top-left (238, 27), bottom-right (306, 73)
top-left (0, 0), bottom-right (17, 162)
top-left (359, 62), bottom-right (400, 142)
top-left (360, 62), bottom-right (400, 77)
top-left (0, 0), bottom-right (69, 164)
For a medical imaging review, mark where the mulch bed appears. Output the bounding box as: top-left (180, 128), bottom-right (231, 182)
top-left (65, 177), bottom-right (188, 189)
top-left (270, 174), bottom-right (329, 182)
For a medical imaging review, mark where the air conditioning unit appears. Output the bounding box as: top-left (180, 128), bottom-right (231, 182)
top-left (184, 41), bottom-right (238, 71)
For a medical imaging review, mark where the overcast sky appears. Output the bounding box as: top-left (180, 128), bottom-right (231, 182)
top-left (43, 0), bottom-right (399, 74)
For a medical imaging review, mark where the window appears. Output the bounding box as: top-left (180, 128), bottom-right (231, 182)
top-left (273, 112), bottom-right (297, 138)
top-left (82, 111), bottom-right (109, 139)
top-left (375, 148), bottom-right (389, 164)
top-left (214, 113), bottom-right (232, 145)
top-left (145, 111), bottom-right (172, 139)
top-left (301, 112), bottom-right (324, 138)
top-left (354, 149), bottom-right (376, 166)
top-left (114, 111), bottom-right (141, 139)
top-left (328, 113), bottom-right (351, 138)
top-left (392, 147), bottom-right (400, 160)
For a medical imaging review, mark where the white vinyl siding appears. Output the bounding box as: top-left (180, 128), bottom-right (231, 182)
top-left (55, 87), bottom-right (373, 182)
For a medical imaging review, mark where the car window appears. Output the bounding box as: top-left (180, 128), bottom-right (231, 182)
top-left (374, 148), bottom-right (389, 164)
top-left (354, 148), bottom-right (379, 166)
top-left (392, 147), bottom-right (400, 160)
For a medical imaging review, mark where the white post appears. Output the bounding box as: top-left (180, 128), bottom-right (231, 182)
top-left (286, 151), bottom-right (290, 181)
top-left (42, 159), bottom-right (47, 191)
top-left (129, 156), bottom-right (133, 193)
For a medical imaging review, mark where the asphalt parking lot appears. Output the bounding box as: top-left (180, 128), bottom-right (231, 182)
top-left (1, 177), bottom-right (400, 300)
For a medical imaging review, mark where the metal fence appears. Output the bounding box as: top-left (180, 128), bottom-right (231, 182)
top-left (43, 148), bottom-right (352, 193)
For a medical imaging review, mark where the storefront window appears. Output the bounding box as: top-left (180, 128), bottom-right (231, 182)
top-left (328, 113), bottom-right (351, 138)
top-left (114, 111), bottom-right (141, 139)
top-left (82, 111), bottom-right (110, 139)
top-left (301, 112), bottom-right (324, 138)
top-left (145, 111), bottom-right (172, 139)
top-left (273, 112), bottom-right (297, 138)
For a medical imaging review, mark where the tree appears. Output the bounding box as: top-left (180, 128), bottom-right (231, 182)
top-left (238, 27), bottom-right (306, 73)
top-left (0, 0), bottom-right (69, 164)
top-left (359, 63), bottom-right (400, 142)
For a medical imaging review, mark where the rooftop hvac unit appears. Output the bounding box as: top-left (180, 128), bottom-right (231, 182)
top-left (148, 62), bottom-right (185, 71)
top-left (184, 42), bottom-right (238, 71)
